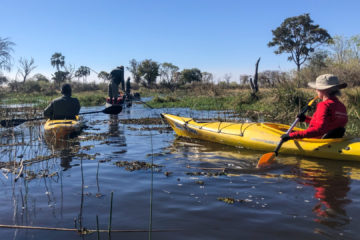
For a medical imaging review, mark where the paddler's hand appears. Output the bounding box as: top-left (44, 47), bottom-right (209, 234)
top-left (296, 113), bottom-right (306, 122)
top-left (281, 134), bottom-right (291, 142)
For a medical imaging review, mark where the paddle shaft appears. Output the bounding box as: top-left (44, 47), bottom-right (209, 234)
top-left (135, 100), bottom-right (153, 109)
top-left (273, 118), bottom-right (299, 155)
top-left (273, 96), bottom-right (318, 156)
top-left (274, 96), bottom-right (318, 156)
top-left (79, 110), bottom-right (106, 115)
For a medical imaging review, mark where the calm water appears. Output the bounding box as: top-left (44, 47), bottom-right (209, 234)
top-left (0, 102), bottom-right (359, 240)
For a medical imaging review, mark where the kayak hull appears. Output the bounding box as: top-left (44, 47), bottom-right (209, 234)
top-left (105, 100), bottom-right (131, 109)
top-left (44, 116), bottom-right (83, 139)
top-left (161, 113), bottom-right (360, 162)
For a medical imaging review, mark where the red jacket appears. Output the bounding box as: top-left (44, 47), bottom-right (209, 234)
top-left (289, 96), bottom-right (348, 139)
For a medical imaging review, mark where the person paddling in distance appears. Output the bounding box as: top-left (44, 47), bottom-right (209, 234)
top-left (108, 66), bottom-right (125, 104)
top-left (44, 83), bottom-right (81, 120)
top-left (281, 74), bottom-right (348, 142)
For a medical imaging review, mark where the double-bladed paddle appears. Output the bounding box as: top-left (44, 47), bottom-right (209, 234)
top-left (0, 105), bottom-right (122, 128)
top-left (256, 96), bottom-right (319, 168)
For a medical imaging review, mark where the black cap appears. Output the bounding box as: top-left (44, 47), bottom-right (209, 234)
top-left (61, 83), bottom-right (72, 96)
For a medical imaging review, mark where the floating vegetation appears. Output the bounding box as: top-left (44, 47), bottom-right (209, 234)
top-left (114, 160), bottom-right (162, 172)
top-left (80, 145), bottom-right (95, 151)
top-left (186, 171), bottom-right (227, 177)
top-left (78, 133), bottom-right (107, 142)
top-left (113, 150), bottom-right (127, 154)
top-left (98, 158), bottom-right (112, 163)
top-left (195, 180), bottom-right (204, 185)
top-left (100, 140), bottom-right (126, 146)
top-left (24, 169), bottom-right (59, 181)
top-left (217, 197), bottom-right (245, 204)
top-left (118, 118), bottom-right (164, 125)
top-left (139, 126), bottom-right (172, 132)
top-left (146, 152), bottom-right (168, 157)
top-left (0, 142), bottom-right (27, 147)
top-left (126, 126), bottom-right (139, 131)
top-left (75, 152), bottom-right (100, 160)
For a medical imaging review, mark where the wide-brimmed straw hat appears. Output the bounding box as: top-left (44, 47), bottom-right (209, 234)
top-left (308, 74), bottom-right (347, 90)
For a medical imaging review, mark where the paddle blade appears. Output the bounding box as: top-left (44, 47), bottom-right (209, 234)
top-left (1, 119), bottom-right (27, 128)
top-left (102, 105), bottom-right (123, 115)
top-left (256, 152), bottom-right (276, 168)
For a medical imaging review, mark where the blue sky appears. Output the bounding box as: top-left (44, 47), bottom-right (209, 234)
top-left (1, 0), bottom-right (360, 82)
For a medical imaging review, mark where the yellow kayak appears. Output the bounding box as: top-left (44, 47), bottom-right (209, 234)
top-left (161, 113), bottom-right (360, 162)
top-left (44, 116), bottom-right (83, 139)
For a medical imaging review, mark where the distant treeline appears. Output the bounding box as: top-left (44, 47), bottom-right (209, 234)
top-left (1, 13), bottom-right (360, 93)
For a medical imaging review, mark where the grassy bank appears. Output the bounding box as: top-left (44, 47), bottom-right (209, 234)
top-left (2, 84), bottom-right (359, 135)
top-left (143, 85), bottom-right (360, 136)
top-left (1, 90), bottom-right (107, 108)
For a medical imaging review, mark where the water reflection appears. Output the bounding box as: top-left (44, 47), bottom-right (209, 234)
top-left (168, 137), bottom-right (355, 230)
top-left (292, 160), bottom-right (352, 228)
top-left (109, 114), bottom-right (120, 137)
top-left (108, 114), bottom-right (127, 151)
top-left (167, 137), bottom-right (259, 169)
top-left (43, 132), bottom-right (81, 171)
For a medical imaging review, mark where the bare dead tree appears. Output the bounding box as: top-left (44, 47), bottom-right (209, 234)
top-left (64, 64), bottom-right (76, 82)
top-left (250, 57), bottom-right (260, 99)
top-left (224, 73), bottom-right (232, 85)
top-left (18, 57), bottom-right (37, 82)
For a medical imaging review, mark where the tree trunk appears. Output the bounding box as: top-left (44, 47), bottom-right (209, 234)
top-left (250, 58), bottom-right (261, 100)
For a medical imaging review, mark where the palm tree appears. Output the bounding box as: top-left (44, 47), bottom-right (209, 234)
top-left (50, 52), bottom-right (65, 71)
top-left (75, 66), bottom-right (90, 83)
top-left (0, 37), bottom-right (15, 72)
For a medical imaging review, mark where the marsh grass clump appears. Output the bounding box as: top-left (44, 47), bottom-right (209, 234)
top-left (232, 90), bottom-right (264, 113)
top-left (268, 83), bottom-right (312, 121)
top-left (343, 88), bottom-right (360, 108)
top-left (343, 89), bottom-right (360, 135)
top-left (75, 92), bottom-right (106, 106)
top-left (275, 83), bottom-right (311, 111)
top-left (152, 95), bottom-right (179, 103)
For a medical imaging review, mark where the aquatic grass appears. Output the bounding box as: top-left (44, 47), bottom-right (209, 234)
top-left (75, 92), bottom-right (106, 106)
top-left (148, 95), bottom-right (235, 110)
top-left (1, 93), bottom-right (53, 108)
top-left (2, 91), bottom-right (107, 108)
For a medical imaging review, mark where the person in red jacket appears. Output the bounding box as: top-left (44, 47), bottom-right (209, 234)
top-left (282, 74), bottom-right (348, 141)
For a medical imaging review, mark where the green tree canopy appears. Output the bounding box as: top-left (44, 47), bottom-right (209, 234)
top-left (52, 71), bottom-right (69, 87)
top-left (201, 72), bottom-right (213, 83)
top-left (0, 37), bottom-right (15, 72)
top-left (50, 52), bottom-right (65, 71)
top-left (179, 68), bottom-right (202, 84)
top-left (268, 13), bottom-right (332, 71)
top-left (0, 75), bottom-right (8, 84)
top-left (98, 71), bottom-right (110, 82)
top-left (31, 73), bottom-right (50, 82)
top-left (138, 59), bottom-right (160, 86)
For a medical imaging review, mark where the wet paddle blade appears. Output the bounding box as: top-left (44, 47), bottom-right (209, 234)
top-left (1, 119), bottom-right (27, 128)
top-left (102, 105), bottom-right (123, 115)
top-left (256, 152), bottom-right (276, 168)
